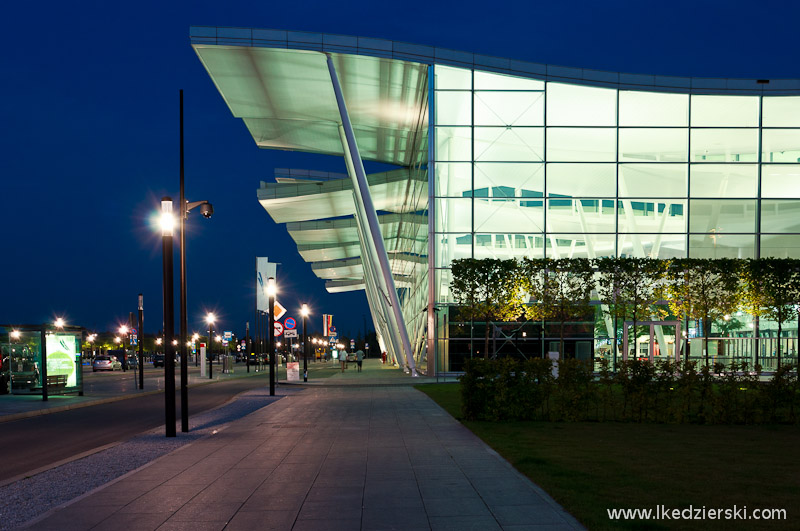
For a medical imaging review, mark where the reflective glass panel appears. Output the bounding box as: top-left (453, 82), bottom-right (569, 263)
top-left (689, 199), bottom-right (756, 233)
top-left (435, 91), bottom-right (471, 125)
top-left (435, 198), bottom-right (471, 232)
top-left (761, 200), bottom-right (800, 232)
top-left (435, 163), bottom-right (471, 197)
top-left (434, 65), bottom-right (471, 90)
top-left (689, 164), bottom-right (757, 198)
top-left (474, 92), bottom-right (544, 126)
top-left (690, 129), bottom-right (758, 162)
top-left (617, 233), bottom-right (687, 258)
top-left (474, 71), bottom-right (544, 90)
top-left (474, 127), bottom-right (544, 161)
top-left (548, 198), bottom-right (616, 233)
top-left (474, 233), bottom-right (545, 260)
top-left (619, 128), bottom-right (688, 162)
top-left (689, 234), bottom-right (755, 259)
top-left (762, 96), bottom-right (800, 127)
top-left (474, 198), bottom-right (544, 232)
top-left (761, 164), bottom-right (800, 198)
top-left (474, 163), bottom-right (544, 195)
top-left (547, 163), bottom-right (616, 197)
top-left (761, 129), bottom-right (800, 162)
top-left (546, 83), bottom-right (617, 126)
top-left (545, 233), bottom-right (615, 259)
top-left (617, 200), bottom-right (686, 233)
top-left (760, 234), bottom-right (800, 258)
top-left (690, 95), bottom-right (759, 127)
top-left (435, 127), bottom-right (472, 161)
top-left (619, 91), bottom-right (688, 126)
top-left (435, 233), bottom-right (473, 266)
top-left (619, 164), bottom-right (687, 197)
top-left (546, 128), bottom-right (616, 162)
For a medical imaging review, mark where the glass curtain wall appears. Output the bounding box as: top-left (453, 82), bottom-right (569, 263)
top-left (433, 65), bottom-right (800, 372)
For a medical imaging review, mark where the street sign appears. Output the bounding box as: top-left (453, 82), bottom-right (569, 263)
top-left (223, 331), bottom-right (232, 340)
top-left (273, 301), bottom-right (287, 321)
top-left (284, 329), bottom-right (298, 338)
top-left (274, 322), bottom-right (284, 337)
top-left (329, 337), bottom-right (336, 345)
top-left (330, 325), bottom-right (336, 333)
top-left (284, 317), bottom-right (296, 330)
top-left (350, 339), bottom-right (355, 350)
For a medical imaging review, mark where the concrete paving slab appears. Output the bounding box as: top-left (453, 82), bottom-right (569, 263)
top-left (23, 382), bottom-right (583, 530)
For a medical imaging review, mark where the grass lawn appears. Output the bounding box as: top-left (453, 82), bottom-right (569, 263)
top-left (417, 383), bottom-right (800, 530)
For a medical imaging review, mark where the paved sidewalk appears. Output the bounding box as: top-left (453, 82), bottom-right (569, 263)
top-left (25, 383), bottom-right (582, 530)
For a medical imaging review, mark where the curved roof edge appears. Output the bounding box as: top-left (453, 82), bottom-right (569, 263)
top-left (190, 26), bottom-right (800, 95)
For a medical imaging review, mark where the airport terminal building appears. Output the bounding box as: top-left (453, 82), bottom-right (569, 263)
top-left (191, 27), bottom-right (800, 375)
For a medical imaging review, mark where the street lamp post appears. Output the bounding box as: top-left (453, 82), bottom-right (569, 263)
top-left (138, 294), bottom-right (144, 390)
top-left (301, 304), bottom-right (309, 382)
top-left (161, 197), bottom-right (177, 438)
top-left (206, 313), bottom-right (215, 379)
top-left (118, 325), bottom-right (129, 372)
top-left (267, 277), bottom-right (276, 396)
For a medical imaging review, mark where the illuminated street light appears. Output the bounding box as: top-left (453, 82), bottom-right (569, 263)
top-left (156, 337), bottom-right (163, 346)
top-left (160, 197), bottom-right (177, 438)
top-left (268, 277), bottom-right (276, 396)
top-left (301, 304), bottom-right (310, 382)
top-left (177, 89), bottom-right (214, 433)
top-left (54, 318), bottom-right (65, 328)
top-left (206, 312), bottom-right (216, 379)
top-left (10, 330), bottom-right (21, 340)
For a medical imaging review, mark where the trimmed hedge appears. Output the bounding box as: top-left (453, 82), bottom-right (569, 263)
top-left (460, 358), bottom-right (799, 424)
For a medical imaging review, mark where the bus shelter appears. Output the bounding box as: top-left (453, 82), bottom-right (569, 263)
top-left (0, 324), bottom-right (84, 400)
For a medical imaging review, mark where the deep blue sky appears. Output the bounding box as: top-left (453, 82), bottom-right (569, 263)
top-left (1, 0), bottom-right (798, 339)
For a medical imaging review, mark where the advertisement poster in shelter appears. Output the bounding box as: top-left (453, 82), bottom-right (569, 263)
top-left (45, 333), bottom-right (78, 387)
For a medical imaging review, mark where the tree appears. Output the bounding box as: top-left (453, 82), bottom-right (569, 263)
top-left (741, 258), bottom-right (800, 369)
top-left (520, 258), bottom-right (594, 359)
top-left (594, 257), bottom-right (632, 369)
top-left (449, 258), bottom-right (524, 359)
top-left (665, 258), bottom-right (742, 368)
top-left (614, 258), bottom-right (668, 362)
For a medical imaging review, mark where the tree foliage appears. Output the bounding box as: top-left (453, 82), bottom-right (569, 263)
top-left (449, 258), bottom-right (524, 359)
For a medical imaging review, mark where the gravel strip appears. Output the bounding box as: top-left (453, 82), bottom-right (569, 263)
top-left (1, 386), bottom-right (283, 530)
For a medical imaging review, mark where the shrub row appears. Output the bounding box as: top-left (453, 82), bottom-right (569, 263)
top-left (460, 358), bottom-right (799, 424)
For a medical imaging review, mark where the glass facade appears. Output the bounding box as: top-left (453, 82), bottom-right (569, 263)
top-left (432, 65), bottom-right (800, 372)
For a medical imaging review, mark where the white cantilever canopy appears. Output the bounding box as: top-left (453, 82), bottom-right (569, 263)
top-left (193, 45), bottom-right (429, 166)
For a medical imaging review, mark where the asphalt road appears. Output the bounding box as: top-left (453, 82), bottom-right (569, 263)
top-left (0, 375), bottom-right (269, 483)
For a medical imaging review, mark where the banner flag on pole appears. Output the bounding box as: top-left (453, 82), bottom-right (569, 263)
top-left (256, 257), bottom-right (277, 312)
top-left (323, 314), bottom-right (333, 336)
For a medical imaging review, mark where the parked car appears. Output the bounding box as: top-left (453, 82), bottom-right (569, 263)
top-left (152, 354), bottom-right (165, 368)
top-left (92, 356), bottom-right (122, 372)
top-left (125, 355), bottom-right (138, 370)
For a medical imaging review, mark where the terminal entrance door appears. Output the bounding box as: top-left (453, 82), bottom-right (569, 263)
top-left (622, 321), bottom-right (681, 363)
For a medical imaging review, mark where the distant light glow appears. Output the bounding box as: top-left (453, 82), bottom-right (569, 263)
top-left (10, 330), bottom-right (21, 340)
top-left (54, 318), bottom-right (65, 328)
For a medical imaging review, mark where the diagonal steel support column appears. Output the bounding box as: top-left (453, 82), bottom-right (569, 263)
top-left (339, 126), bottom-right (402, 365)
top-left (327, 54), bottom-right (418, 376)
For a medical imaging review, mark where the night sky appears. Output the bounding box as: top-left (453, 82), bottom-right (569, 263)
top-left (2, 0), bottom-right (798, 340)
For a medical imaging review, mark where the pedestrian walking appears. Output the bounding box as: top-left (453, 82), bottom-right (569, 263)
top-left (381, 351), bottom-right (386, 364)
top-left (339, 351), bottom-right (346, 373)
top-left (356, 349), bottom-right (364, 372)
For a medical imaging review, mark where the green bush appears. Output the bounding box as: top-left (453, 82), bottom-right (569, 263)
top-left (458, 356), bottom-right (799, 424)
